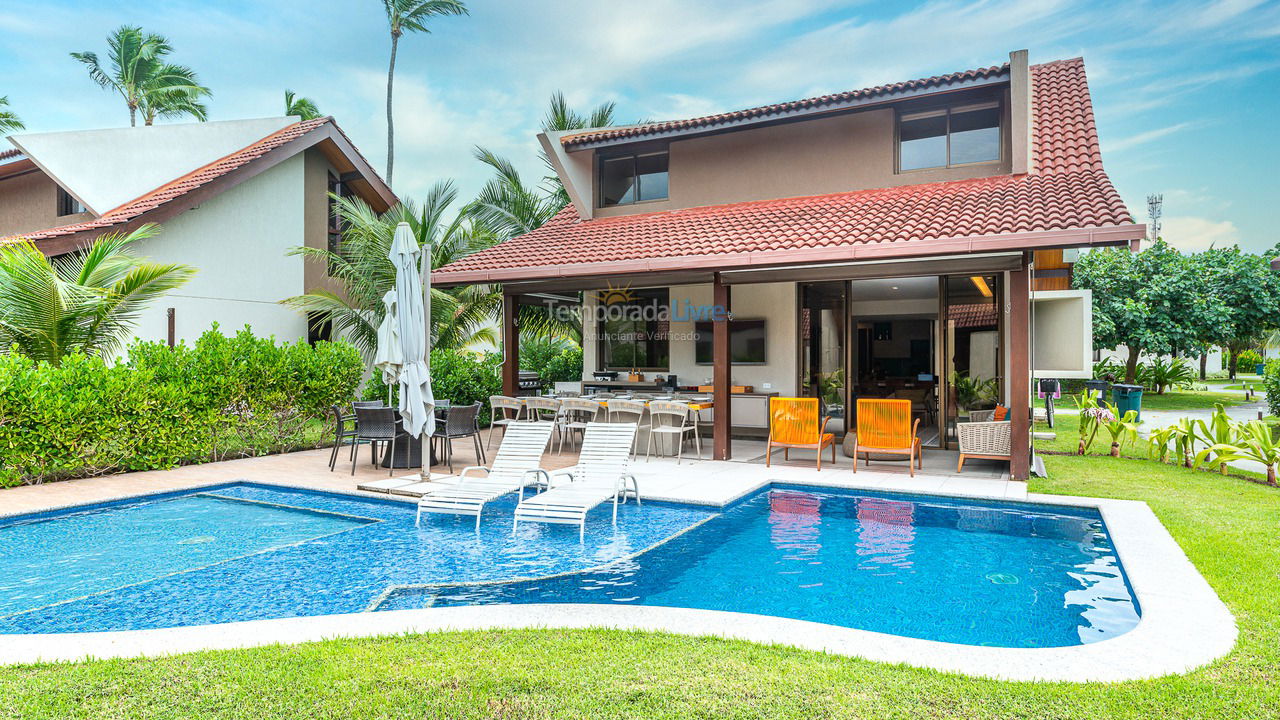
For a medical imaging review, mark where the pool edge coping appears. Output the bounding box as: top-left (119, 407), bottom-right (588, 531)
top-left (0, 481), bottom-right (1238, 683)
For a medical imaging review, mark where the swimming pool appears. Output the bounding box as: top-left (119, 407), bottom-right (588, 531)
top-left (0, 483), bottom-right (1140, 647)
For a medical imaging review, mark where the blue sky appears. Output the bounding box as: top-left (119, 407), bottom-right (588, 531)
top-left (2, 0), bottom-right (1277, 252)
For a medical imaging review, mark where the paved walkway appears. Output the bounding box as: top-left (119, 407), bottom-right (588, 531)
top-left (1, 428), bottom-right (1019, 519)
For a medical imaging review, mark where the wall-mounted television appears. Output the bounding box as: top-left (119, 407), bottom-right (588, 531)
top-left (694, 319), bottom-right (767, 365)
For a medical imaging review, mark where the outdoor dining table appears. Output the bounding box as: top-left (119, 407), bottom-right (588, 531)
top-left (379, 400), bottom-right (452, 469)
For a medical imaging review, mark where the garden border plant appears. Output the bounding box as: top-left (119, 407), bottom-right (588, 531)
top-left (0, 326), bottom-right (362, 487)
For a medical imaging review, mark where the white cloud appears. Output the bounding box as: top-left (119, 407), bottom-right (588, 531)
top-left (1108, 122), bottom-right (1199, 152)
top-left (1161, 216), bottom-right (1241, 251)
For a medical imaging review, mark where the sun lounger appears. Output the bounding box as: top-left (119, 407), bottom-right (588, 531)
top-left (416, 421), bottom-right (554, 530)
top-left (512, 422), bottom-right (640, 540)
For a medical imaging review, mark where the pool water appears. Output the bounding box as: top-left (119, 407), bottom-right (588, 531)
top-left (381, 488), bottom-right (1141, 647)
top-left (0, 495), bottom-right (372, 616)
top-left (0, 484), bottom-right (711, 634)
top-left (0, 483), bottom-right (1140, 647)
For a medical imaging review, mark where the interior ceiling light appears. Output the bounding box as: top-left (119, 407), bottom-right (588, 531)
top-left (970, 276), bottom-right (993, 297)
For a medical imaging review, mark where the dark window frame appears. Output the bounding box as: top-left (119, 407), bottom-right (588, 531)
top-left (597, 148), bottom-right (670, 208)
top-left (895, 100), bottom-right (1003, 173)
top-left (595, 288), bottom-right (671, 371)
top-left (56, 187), bottom-right (85, 217)
top-left (326, 172), bottom-right (356, 276)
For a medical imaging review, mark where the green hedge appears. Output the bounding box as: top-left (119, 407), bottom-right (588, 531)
top-left (1265, 359), bottom-right (1280, 417)
top-left (520, 342), bottom-right (584, 386)
top-left (0, 327), bottom-right (363, 487)
top-left (363, 349), bottom-right (503, 425)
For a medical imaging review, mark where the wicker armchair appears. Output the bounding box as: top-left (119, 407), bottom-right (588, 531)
top-left (956, 420), bottom-right (1011, 472)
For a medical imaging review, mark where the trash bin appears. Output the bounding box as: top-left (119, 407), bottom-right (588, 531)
top-left (1256, 363), bottom-right (1266, 376)
top-left (1111, 384), bottom-right (1144, 422)
top-left (1084, 378), bottom-right (1110, 400)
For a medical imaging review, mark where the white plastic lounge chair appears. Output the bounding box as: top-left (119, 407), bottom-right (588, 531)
top-left (513, 422), bottom-right (641, 540)
top-left (416, 421), bottom-right (554, 531)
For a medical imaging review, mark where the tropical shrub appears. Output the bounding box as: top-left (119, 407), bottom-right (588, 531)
top-left (0, 327), bottom-right (362, 487)
top-left (952, 372), bottom-right (999, 411)
top-left (1236, 348), bottom-right (1263, 372)
top-left (1192, 404), bottom-right (1240, 476)
top-left (0, 224), bottom-right (194, 365)
top-left (1075, 395), bottom-right (1138, 457)
top-left (521, 338), bottom-right (583, 386)
top-left (1136, 356), bottom-right (1195, 394)
top-left (362, 349), bottom-right (503, 425)
top-left (1148, 417), bottom-right (1198, 468)
top-left (1266, 360), bottom-right (1280, 417)
top-left (1196, 420), bottom-right (1280, 487)
top-left (1092, 357), bottom-right (1123, 382)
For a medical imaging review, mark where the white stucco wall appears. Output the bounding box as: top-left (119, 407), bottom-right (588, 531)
top-left (127, 152), bottom-right (308, 348)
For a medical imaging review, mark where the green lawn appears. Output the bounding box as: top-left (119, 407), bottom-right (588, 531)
top-left (1134, 389), bottom-right (1251, 411)
top-left (4, 456), bottom-right (1279, 718)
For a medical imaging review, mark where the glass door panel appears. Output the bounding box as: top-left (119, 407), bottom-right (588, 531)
top-left (943, 274), bottom-right (1003, 448)
top-left (799, 282), bottom-right (847, 435)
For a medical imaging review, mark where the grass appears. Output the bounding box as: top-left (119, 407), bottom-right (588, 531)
top-left (1134, 389), bottom-right (1251, 411)
top-left (3, 457), bottom-right (1279, 717)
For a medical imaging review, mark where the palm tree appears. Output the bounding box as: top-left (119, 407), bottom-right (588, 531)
top-left (539, 91), bottom-right (618, 204)
top-left (281, 182), bottom-right (499, 357)
top-left (71, 26), bottom-right (211, 127)
top-left (0, 224), bottom-right (195, 365)
top-left (380, 0), bottom-right (468, 185)
top-left (0, 96), bottom-right (24, 133)
top-left (284, 90), bottom-right (321, 121)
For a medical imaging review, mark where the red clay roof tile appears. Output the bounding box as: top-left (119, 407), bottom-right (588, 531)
top-left (437, 58), bottom-right (1133, 282)
top-left (561, 64), bottom-right (1010, 148)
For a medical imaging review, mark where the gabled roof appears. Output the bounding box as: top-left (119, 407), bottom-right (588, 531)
top-left (561, 63), bottom-right (1010, 149)
top-left (436, 57), bottom-right (1141, 286)
top-left (3, 117), bottom-right (395, 255)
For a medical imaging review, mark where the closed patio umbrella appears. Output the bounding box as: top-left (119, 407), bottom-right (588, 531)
top-left (372, 290), bottom-right (402, 387)
top-left (388, 221), bottom-right (435, 475)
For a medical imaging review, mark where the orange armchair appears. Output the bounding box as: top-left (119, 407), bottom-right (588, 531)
top-left (766, 397), bottom-right (837, 471)
top-left (852, 398), bottom-right (922, 476)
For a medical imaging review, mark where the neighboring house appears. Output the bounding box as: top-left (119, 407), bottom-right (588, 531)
top-left (0, 117), bottom-right (395, 347)
top-left (434, 51), bottom-right (1145, 480)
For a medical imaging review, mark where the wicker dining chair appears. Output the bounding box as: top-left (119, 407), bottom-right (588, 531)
top-left (327, 405), bottom-right (357, 472)
top-left (647, 401), bottom-right (701, 463)
top-left (351, 406), bottom-right (410, 477)
top-left (557, 397), bottom-right (605, 453)
top-left (523, 396), bottom-right (563, 449)
top-left (607, 398), bottom-right (649, 457)
top-left (487, 395), bottom-right (526, 450)
top-left (343, 400), bottom-right (387, 467)
top-left (432, 402), bottom-right (484, 473)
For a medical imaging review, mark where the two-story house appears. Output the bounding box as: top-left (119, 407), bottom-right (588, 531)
top-left (432, 51), bottom-right (1144, 480)
top-left (0, 116), bottom-right (395, 347)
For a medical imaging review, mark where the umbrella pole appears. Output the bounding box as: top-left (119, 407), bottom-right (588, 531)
top-left (420, 241), bottom-right (432, 481)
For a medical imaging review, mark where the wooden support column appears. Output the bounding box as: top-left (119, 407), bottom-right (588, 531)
top-left (712, 274), bottom-right (732, 460)
top-left (501, 291), bottom-right (519, 397)
top-left (1008, 257), bottom-right (1032, 481)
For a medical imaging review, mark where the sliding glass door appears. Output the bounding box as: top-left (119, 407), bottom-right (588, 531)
top-left (798, 282), bottom-right (848, 434)
top-left (942, 274), bottom-right (1003, 448)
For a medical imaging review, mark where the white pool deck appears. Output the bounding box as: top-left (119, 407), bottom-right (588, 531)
top-left (0, 444), bottom-right (1237, 683)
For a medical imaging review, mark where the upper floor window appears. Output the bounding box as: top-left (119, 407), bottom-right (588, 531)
top-left (56, 187), bottom-right (85, 216)
top-left (599, 150), bottom-right (668, 207)
top-left (326, 172), bottom-right (356, 275)
top-left (898, 102), bottom-right (1001, 172)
